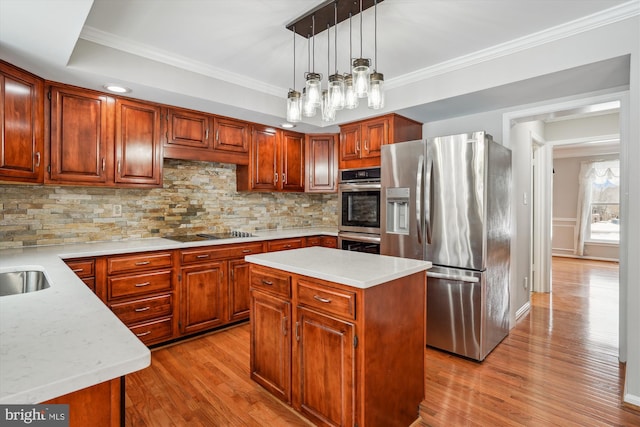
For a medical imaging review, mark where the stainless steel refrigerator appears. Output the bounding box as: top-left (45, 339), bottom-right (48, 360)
top-left (380, 131), bottom-right (511, 361)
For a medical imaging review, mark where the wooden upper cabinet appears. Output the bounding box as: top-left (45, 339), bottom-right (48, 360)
top-left (237, 126), bottom-right (304, 192)
top-left (339, 113), bottom-right (422, 169)
top-left (163, 108), bottom-right (250, 165)
top-left (114, 98), bottom-right (163, 187)
top-left (48, 84), bottom-right (113, 184)
top-left (213, 117), bottom-right (249, 154)
top-left (0, 61), bottom-right (44, 183)
top-left (48, 83), bottom-right (163, 188)
top-left (249, 124), bottom-right (279, 191)
top-left (165, 108), bottom-right (211, 150)
top-left (280, 131), bottom-right (304, 192)
top-left (305, 133), bottom-right (338, 193)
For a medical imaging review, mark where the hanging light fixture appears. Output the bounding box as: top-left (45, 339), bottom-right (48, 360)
top-left (368, 0), bottom-right (384, 109)
top-left (304, 15), bottom-right (322, 110)
top-left (344, 12), bottom-right (358, 110)
top-left (302, 34), bottom-right (317, 117)
top-left (327, 1), bottom-right (345, 111)
top-left (352, 0), bottom-right (370, 99)
top-left (322, 23), bottom-right (336, 122)
top-left (286, 26), bottom-right (302, 122)
top-left (285, 0), bottom-right (384, 120)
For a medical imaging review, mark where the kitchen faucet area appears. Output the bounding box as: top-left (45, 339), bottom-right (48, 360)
top-left (1, 0), bottom-right (639, 426)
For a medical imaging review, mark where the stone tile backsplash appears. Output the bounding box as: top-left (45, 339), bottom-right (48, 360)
top-left (0, 159), bottom-right (338, 248)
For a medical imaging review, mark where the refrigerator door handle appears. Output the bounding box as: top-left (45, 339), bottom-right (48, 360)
top-left (416, 154), bottom-right (424, 244)
top-left (427, 271), bottom-right (480, 283)
top-left (425, 156), bottom-right (433, 244)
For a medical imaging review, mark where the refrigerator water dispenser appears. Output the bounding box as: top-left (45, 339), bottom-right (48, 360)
top-left (385, 187), bottom-right (410, 235)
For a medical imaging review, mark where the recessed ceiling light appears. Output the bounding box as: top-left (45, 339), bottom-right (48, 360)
top-left (103, 84), bottom-right (131, 94)
top-left (281, 123), bottom-right (296, 129)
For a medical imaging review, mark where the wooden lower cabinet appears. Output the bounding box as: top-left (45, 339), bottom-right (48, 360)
top-left (179, 242), bottom-right (264, 336)
top-left (249, 264), bottom-right (425, 427)
top-left (180, 261), bottom-right (226, 334)
top-left (250, 289), bottom-right (291, 403)
top-left (44, 377), bottom-right (123, 427)
top-left (295, 307), bottom-right (355, 427)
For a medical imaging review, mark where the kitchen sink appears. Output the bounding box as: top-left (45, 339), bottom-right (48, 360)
top-left (0, 269), bottom-right (51, 297)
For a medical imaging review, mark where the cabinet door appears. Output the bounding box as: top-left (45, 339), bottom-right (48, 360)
top-left (213, 117), bottom-right (249, 154)
top-left (294, 306), bottom-right (355, 427)
top-left (339, 123), bottom-right (360, 163)
top-left (251, 125), bottom-right (278, 191)
top-left (361, 116), bottom-right (388, 159)
top-left (0, 61), bottom-right (44, 183)
top-left (114, 98), bottom-right (162, 186)
top-left (250, 290), bottom-right (291, 404)
top-left (280, 131), bottom-right (304, 192)
top-left (180, 262), bottom-right (226, 335)
top-left (49, 85), bottom-right (113, 184)
top-left (228, 258), bottom-right (251, 322)
top-left (305, 134), bottom-right (337, 193)
top-left (166, 108), bottom-right (211, 149)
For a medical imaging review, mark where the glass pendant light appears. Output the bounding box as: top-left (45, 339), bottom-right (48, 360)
top-left (327, 2), bottom-right (345, 110)
top-left (322, 27), bottom-right (335, 122)
top-left (301, 33), bottom-right (316, 117)
top-left (368, 1), bottom-right (384, 109)
top-left (352, 0), bottom-right (370, 98)
top-left (344, 13), bottom-right (358, 110)
top-left (286, 26), bottom-right (302, 122)
top-left (304, 15), bottom-right (322, 108)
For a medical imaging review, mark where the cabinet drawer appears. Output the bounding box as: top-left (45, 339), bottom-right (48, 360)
top-left (107, 252), bottom-right (173, 274)
top-left (181, 243), bottom-right (264, 264)
top-left (110, 294), bottom-right (173, 325)
top-left (250, 267), bottom-right (291, 298)
top-left (65, 259), bottom-right (95, 278)
top-left (297, 280), bottom-right (356, 320)
top-left (129, 317), bottom-right (173, 345)
top-left (267, 238), bottom-right (304, 252)
top-left (108, 270), bottom-right (172, 300)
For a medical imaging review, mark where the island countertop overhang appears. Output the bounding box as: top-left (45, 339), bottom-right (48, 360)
top-left (245, 247), bottom-right (432, 289)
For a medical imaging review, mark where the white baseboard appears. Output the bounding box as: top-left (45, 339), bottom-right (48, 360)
top-left (623, 391), bottom-right (640, 410)
top-left (551, 253), bottom-right (619, 263)
top-left (515, 301), bottom-right (531, 321)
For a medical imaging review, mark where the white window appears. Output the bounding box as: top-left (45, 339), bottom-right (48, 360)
top-left (587, 160), bottom-right (619, 242)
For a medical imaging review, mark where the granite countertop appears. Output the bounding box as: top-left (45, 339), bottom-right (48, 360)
top-left (245, 246), bottom-right (432, 288)
top-left (0, 227), bottom-right (337, 403)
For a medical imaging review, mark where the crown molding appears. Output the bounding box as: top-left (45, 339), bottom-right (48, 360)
top-left (79, 26), bottom-right (285, 98)
top-left (387, 0), bottom-right (640, 90)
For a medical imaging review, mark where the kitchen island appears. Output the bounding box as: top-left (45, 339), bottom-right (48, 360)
top-left (246, 247), bottom-right (431, 427)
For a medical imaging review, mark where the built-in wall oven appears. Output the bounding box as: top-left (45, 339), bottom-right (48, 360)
top-left (338, 167), bottom-right (381, 254)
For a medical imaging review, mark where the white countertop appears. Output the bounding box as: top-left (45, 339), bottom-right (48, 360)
top-left (245, 247), bottom-right (432, 288)
top-left (0, 227), bottom-right (336, 403)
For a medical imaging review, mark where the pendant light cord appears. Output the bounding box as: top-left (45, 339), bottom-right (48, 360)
top-left (359, 0), bottom-right (363, 57)
top-left (292, 26), bottom-right (296, 89)
top-left (374, 0), bottom-right (378, 71)
top-left (334, 1), bottom-right (338, 74)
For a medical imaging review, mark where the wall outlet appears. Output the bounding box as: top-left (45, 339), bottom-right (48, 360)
top-left (523, 276), bottom-right (528, 290)
top-left (112, 204), bottom-right (122, 217)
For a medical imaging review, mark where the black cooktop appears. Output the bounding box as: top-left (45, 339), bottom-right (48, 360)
top-left (164, 231), bottom-right (254, 242)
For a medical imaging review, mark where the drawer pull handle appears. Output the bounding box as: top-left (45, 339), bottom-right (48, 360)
top-left (313, 295), bottom-right (332, 304)
top-left (136, 331), bottom-right (152, 337)
top-left (135, 261), bottom-right (150, 266)
top-left (262, 280), bottom-right (274, 286)
top-left (196, 254), bottom-right (210, 259)
top-left (135, 282), bottom-right (151, 287)
top-left (72, 268), bottom-right (84, 273)
top-left (242, 249), bottom-right (252, 253)
top-left (284, 245), bottom-right (291, 248)
top-left (135, 306), bottom-right (151, 312)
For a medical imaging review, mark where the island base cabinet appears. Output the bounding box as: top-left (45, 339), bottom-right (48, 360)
top-left (249, 263), bottom-right (426, 427)
top-left (250, 290), bottom-right (291, 404)
top-left (43, 377), bottom-right (123, 427)
top-left (294, 307), bottom-right (355, 427)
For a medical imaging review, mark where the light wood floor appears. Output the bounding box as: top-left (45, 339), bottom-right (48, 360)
top-left (125, 257), bottom-right (640, 426)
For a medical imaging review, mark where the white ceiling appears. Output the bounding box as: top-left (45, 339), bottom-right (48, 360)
top-left (0, 0), bottom-right (635, 133)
